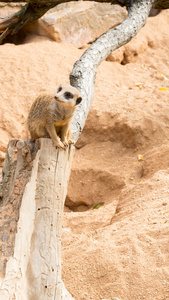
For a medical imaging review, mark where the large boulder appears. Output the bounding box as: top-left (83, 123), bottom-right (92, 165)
top-left (0, 2), bottom-right (127, 48)
top-left (38, 2), bottom-right (127, 48)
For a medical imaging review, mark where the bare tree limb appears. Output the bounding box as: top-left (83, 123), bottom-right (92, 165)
top-left (70, 0), bottom-right (154, 142)
top-left (0, 2), bottom-right (56, 43)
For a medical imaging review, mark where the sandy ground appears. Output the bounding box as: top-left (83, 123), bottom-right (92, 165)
top-left (0, 9), bottom-right (169, 300)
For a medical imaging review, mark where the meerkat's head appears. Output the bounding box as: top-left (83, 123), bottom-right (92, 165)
top-left (54, 83), bottom-right (82, 107)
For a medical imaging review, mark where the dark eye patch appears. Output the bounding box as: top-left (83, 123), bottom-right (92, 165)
top-left (57, 86), bottom-right (62, 93)
top-left (64, 92), bottom-right (74, 99)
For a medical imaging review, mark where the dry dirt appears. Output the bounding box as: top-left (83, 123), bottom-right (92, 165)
top-left (0, 9), bottom-right (169, 300)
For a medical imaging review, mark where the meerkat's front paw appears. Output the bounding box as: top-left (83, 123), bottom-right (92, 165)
top-left (55, 141), bottom-right (66, 150)
top-left (68, 139), bottom-right (74, 144)
top-left (63, 139), bottom-right (74, 147)
top-left (63, 140), bottom-right (69, 147)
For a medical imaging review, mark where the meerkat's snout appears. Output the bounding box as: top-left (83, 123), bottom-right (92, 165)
top-left (54, 86), bottom-right (62, 100)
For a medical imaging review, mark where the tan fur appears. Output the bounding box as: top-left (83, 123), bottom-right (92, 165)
top-left (27, 83), bottom-right (82, 149)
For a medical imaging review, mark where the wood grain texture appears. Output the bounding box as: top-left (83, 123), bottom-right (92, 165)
top-left (0, 139), bottom-right (75, 300)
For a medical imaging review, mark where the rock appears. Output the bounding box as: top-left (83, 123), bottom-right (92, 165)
top-left (0, 3), bottom-right (23, 17)
top-left (0, 2), bottom-right (126, 48)
top-left (28, 2), bottom-right (127, 48)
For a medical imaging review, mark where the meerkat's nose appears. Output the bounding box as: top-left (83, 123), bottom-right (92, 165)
top-left (55, 95), bottom-right (58, 100)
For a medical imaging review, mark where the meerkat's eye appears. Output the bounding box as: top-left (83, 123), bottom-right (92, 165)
top-left (57, 87), bottom-right (62, 93)
top-left (64, 92), bottom-right (74, 99)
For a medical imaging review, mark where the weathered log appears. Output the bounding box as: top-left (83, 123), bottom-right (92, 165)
top-left (0, 138), bottom-right (75, 299)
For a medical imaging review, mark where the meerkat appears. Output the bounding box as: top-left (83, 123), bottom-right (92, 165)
top-left (27, 83), bottom-right (82, 149)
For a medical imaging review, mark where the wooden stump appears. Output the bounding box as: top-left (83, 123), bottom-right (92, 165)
top-left (0, 138), bottom-right (75, 300)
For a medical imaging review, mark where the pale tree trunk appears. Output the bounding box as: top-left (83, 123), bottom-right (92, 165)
top-left (0, 138), bottom-right (75, 300)
top-left (0, 1), bottom-right (155, 299)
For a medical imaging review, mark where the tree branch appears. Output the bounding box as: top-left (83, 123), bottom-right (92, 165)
top-left (153, 0), bottom-right (169, 9)
top-left (70, 0), bottom-right (154, 141)
top-left (0, 2), bottom-right (57, 43)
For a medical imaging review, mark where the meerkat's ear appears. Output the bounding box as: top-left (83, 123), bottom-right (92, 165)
top-left (76, 97), bottom-right (82, 105)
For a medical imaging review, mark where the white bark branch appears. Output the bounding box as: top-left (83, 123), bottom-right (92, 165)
top-left (70, 0), bottom-right (154, 141)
